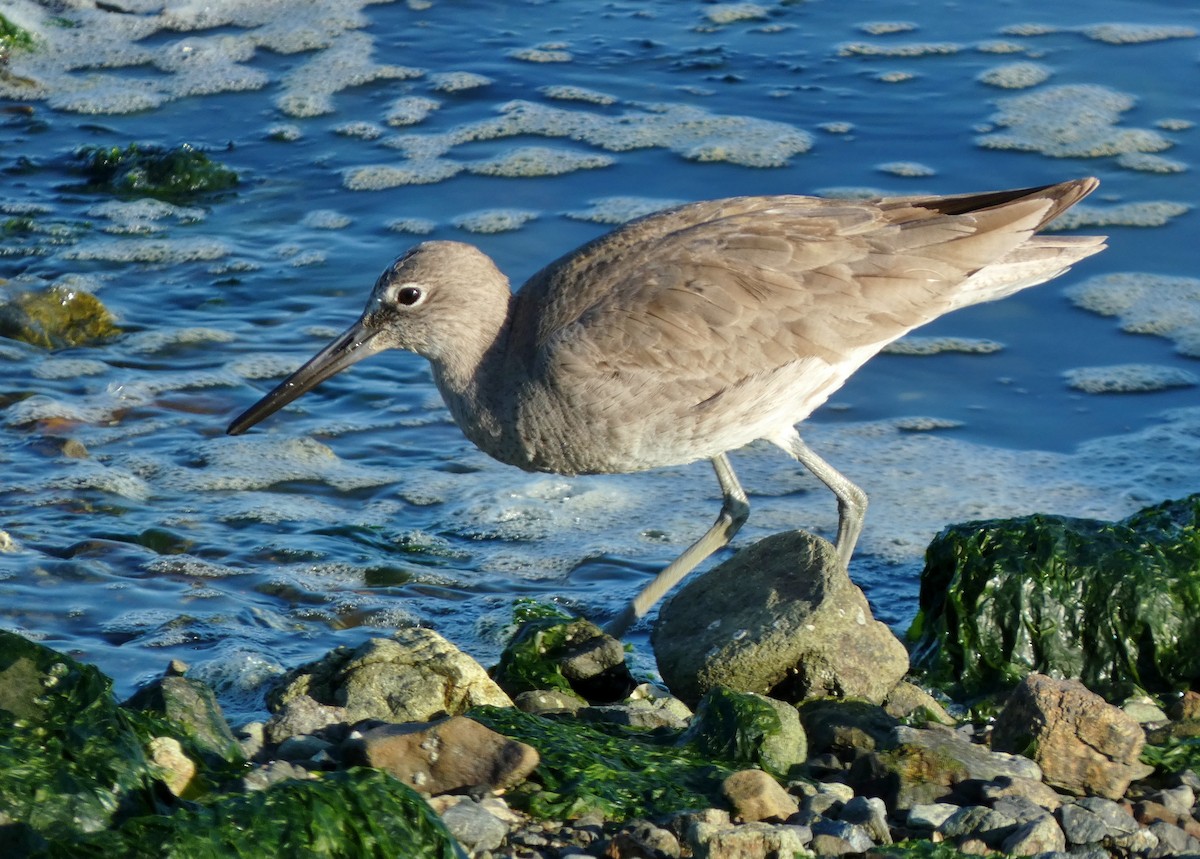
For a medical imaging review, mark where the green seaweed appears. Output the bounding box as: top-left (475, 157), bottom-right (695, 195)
top-left (0, 285), bottom-right (120, 349)
top-left (1141, 736), bottom-right (1200, 776)
top-left (490, 613), bottom-right (591, 698)
top-left (69, 770), bottom-right (465, 859)
top-left (470, 705), bottom-right (736, 821)
top-left (72, 143), bottom-right (238, 201)
top-left (681, 686), bottom-right (788, 778)
top-left (0, 14), bottom-right (36, 57)
top-left (0, 632), bottom-right (162, 836)
top-left (870, 839), bottom-right (975, 859)
top-left (909, 495), bottom-right (1200, 701)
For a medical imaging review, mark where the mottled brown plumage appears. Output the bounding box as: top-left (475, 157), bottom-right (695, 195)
top-left (228, 179), bottom-right (1106, 634)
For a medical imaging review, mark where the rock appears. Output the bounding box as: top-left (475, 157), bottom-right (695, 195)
top-left (883, 681), bottom-right (956, 726)
top-left (974, 774), bottom-right (1064, 811)
top-left (1170, 690), bottom-right (1200, 721)
top-left (1147, 820), bottom-right (1200, 858)
top-left (147, 736), bottom-right (197, 797)
top-left (437, 796), bottom-right (509, 854)
top-left (493, 616), bottom-right (635, 703)
top-left (269, 627), bottom-right (513, 723)
top-left (275, 734), bottom-right (333, 764)
top-left (513, 689), bottom-right (585, 715)
top-left (653, 531), bottom-right (909, 707)
top-left (936, 805), bottom-right (1018, 849)
top-left (680, 687), bottom-right (806, 777)
top-left (907, 802), bottom-right (961, 830)
top-left (838, 795), bottom-right (891, 844)
top-left (1058, 802), bottom-right (1110, 845)
top-left (264, 694), bottom-right (348, 745)
top-left (989, 794), bottom-right (1054, 825)
top-left (847, 725), bottom-right (1041, 812)
top-left (722, 769), bottom-right (799, 822)
top-left (237, 721), bottom-right (266, 759)
top-left (1134, 799), bottom-right (1200, 839)
top-left (799, 699), bottom-right (899, 758)
top-left (992, 674), bottom-right (1153, 799)
top-left (579, 702), bottom-right (688, 732)
top-left (604, 820), bottom-right (681, 858)
top-left (688, 820), bottom-right (811, 859)
top-left (346, 715), bottom-right (539, 795)
top-left (125, 673), bottom-right (243, 764)
top-left (1156, 784), bottom-right (1196, 817)
top-left (811, 818), bottom-right (876, 854)
top-left (1000, 814), bottom-right (1067, 855)
top-left (1123, 695), bottom-right (1169, 724)
top-left (241, 759), bottom-right (311, 792)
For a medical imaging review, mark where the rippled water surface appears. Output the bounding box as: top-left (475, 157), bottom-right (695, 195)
top-left (2, 0), bottom-right (1198, 719)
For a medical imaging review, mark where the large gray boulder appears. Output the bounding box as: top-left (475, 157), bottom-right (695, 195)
top-left (653, 530), bottom-right (908, 707)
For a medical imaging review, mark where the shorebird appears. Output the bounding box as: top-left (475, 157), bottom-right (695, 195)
top-left (228, 178), bottom-right (1105, 636)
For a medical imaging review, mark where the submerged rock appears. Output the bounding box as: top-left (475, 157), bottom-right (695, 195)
top-left (992, 673), bottom-right (1153, 799)
top-left (653, 530), bottom-right (909, 708)
top-left (910, 494), bottom-right (1200, 701)
top-left (0, 284), bottom-right (119, 349)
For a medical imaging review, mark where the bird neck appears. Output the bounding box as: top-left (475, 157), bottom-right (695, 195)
top-left (427, 289), bottom-right (515, 440)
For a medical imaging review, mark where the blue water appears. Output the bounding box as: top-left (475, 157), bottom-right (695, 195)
top-left (2, 0), bottom-right (1198, 720)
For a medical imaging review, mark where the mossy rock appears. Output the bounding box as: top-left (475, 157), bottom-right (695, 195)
top-left (0, 285), bottom-right (119, 349)
top-left (681, 686), bottom-right (805, 778)
top-left (908, 494), bottom-right (1200, 701)
top-left (0, 631), bottom-right (161, 837)
top-left (72, 143), bottom-right (238, 201)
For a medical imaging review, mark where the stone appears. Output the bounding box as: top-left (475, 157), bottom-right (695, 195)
top-left (990, 794), bottom-right (1054, 825)
top-left (147, 736), bottom-right (196, 797)
top-left (838, 795), bottom-right (891, 844)
top-left (1058, 802), bottom-right (1110, 845)
top-left (682, 687), bottom-right (806, 777)
top-left (1170, 690), bottom-right (1200, 721)
top-left (847, 725), bottom-right (1041, 812)
top-left (688, 820), bottom-right (810, 859)
top-left (975, 774), bottom-right (1064, 811)
top-left (907, 803), bottom-right (962, 830)
top-left (1075, 796), bottom-right (1138, 835)
top-left (275, 734), bottom-right (333, 763)
top-left (1122, 695), bottom-right (1169, 724)
top-left (346, 715), bottom-right (539, 795)
top-left (604, 820), bottom-right (681, 858)
top-left (241, 759), bottom-right (311, 792)
top-left (264, 694), bottom-right (347, 744)
top-left (799, 699), bottom-right (899, 757)
top-left (269, 627), bottom-right (513, 723)
top-left (1156, 784), bottom-right (1196, 817)
top-left (722, 769), bottom-right (799, 822)
top-left (653, 531), bottom-right (909, 707)
top-left (883, 681), bottom-right (956, 726)
top-left (811, 818), bottom-right (875, 854)
top-left (494, 617), bottom-right (635, 703)
top-left (125, 673), bottom-right (243, 764)
top-left (236, 721), bottom-right (266, 759)
top-left (438, 797), bottom-right (509, 854)
top-left (513, 689), bottom-right (585, 715)
top-left (578, 701), bottom-right (689, 731)
top-left (936, 805), bottom-right (1018, 849)
top-left (992, 674), bottom-right (1153, 799)
top-left (1000, 815), bottom-right (1067, 855)
top-left (1147, 820), bottom-right (1200, 858)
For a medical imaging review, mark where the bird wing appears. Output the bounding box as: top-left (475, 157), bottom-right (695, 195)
top-left (509, 191), bottom-right (1060, 411)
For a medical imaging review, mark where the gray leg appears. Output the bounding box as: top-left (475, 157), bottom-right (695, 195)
top-left (777, 428), bottom-right (866, 567)
top-left (605, 453), bottom-right (749, 638)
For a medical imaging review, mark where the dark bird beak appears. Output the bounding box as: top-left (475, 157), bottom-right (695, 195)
top-left (226, 318), bottom-right (384, 435)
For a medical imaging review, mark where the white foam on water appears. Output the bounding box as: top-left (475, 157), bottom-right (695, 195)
top-left (1064, 364), bottom-right (1198, 394)
top-left (1066, 272), bottom-right (1200, 357)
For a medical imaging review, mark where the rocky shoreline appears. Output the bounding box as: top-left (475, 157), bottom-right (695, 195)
top-left (4, 495), bottom-right (1200, 857)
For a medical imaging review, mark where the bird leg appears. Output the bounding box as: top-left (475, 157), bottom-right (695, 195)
top-left (775, 428), bottom-right (867, 568)
top-left (604, 453), bottom-right (749, 637)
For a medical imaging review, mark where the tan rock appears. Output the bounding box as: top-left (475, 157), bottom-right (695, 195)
top-left (992, 674), bottom-right (1153, 799)
top-left (149, 736), bottom-right (197, 797)
top-left (349, 715), bottom-right (538, 795)
top-left (722, 769), bottom-right (799, 822)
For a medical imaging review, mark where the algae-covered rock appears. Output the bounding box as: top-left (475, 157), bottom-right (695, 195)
top-left (0, 630), bottom-right (160, 836)
top-left (680, 686), bottom-right (806, 778)
top-left (0, 13), bottom-right (35, 59)
top-left (72, 142), bottom-right (238, 200)
top-left (492, 608), bottom-right (633, 703)
top-left (82, 769), bottom-right (465, 858)
top-left (0, 285), bottom-right (119, 349)
top-left (470, 705), bottom-right (736, 822)
top-left (125, 672), bottom-right (244, 766)
top-left (909, 495), bottom-right (1200, 701)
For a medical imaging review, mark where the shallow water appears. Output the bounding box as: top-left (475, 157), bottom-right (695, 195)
top-left (1, 0), bottom-right (1198, 721)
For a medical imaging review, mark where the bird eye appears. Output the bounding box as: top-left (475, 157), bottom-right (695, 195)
top-left (396, 286), bottom-right (423, 306)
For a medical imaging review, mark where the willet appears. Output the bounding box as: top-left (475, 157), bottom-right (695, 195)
top-left (228, 179), bottom-right (1106, 636)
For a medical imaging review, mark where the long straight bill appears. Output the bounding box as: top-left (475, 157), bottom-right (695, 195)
top-left (226, 319), bottom-right (383, 435)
